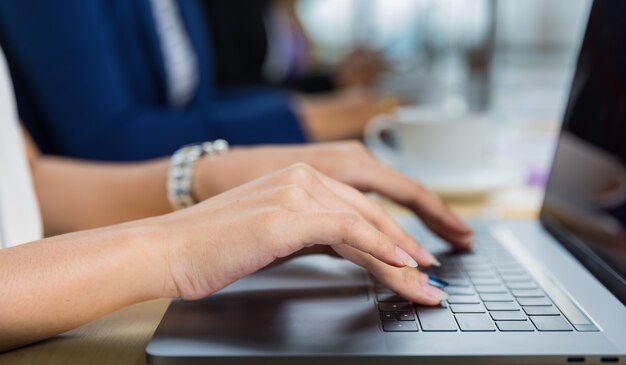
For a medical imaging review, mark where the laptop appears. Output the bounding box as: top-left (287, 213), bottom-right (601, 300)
top-left (147, 0), bottom-right (626, 363)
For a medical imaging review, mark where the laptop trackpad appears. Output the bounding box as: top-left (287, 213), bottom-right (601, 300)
top-left (214, 254), bottom-right (370, 300)
top-left (150, 255), bottom-right (381, 354)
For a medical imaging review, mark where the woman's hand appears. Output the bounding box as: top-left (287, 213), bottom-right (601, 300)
top-left (295, 87), bottom-right (383, 141)
top-left (0, 163), bottom-right (448, 351)
top-left (157, 163), bottom-right (449, 304)
top-left (194, 141), bottom-right (472, 249)
top-left (335, 47), bottom-right (388, 88)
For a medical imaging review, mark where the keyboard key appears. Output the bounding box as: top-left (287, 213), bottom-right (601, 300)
top-left (379, 302), bottom-right (412, 312)
top-left (507, 281), bottom-right (537, 289)
top-left (428, 275), bottom-right (450, 289)
top-left (501, 274), bottom-right (532, 282)
top-left (445, 286), bottom-right (475, 295)
top-left (382, 321), bottom-right (418, 332)
top-left (573, 324), bottom-right (600, 332)
top-left (420, 268), bottom-right (437, 277)
top-left (511, 289), bottom-right (544, 298)
top-left (482, 246), bottom-right (509, 253)
top-left (450, 304), bottom-right (485, 313)
top-left (471, 278), bottom-right (502, 286)
top-left (455, 314), bottom-right (496, 332)
top-left (459, 255), bottom-right (487, 264)
top-left (490, 311), bottom-right (527, 321)
top-left (436, 255), bottom-right (456, 262)
top-left (467, 271), bottom-right (497, 279)
top-left (530, 316), bottom-right (573, 331)
top-left (490, 256), bottom-right (517, 263)
top-left (375, 286), bottom-right (395, 295)
top-left (480, 293), bottom-right (514, 302)
top-left (475, 285), bottom-right (508, 294)
top-left (523, 306), bottom-right (559, 316)
top-left (517, 297), bottom-right (551, 306)
top-left (489, 256), bottom-right (515, 264)
top-left (447, 295), bottom-right (480, 304)
top-left (466, 266), bottom-right (496, 273)
top-left (398, 311), bottom-right (415, 321)
top-left (377, 292), bottom-right (406, 302)
top-left (380, 312), bottom-right (396, 321)
top-left (436, 267), bottom-right (463, 276)
top-left (478, 240), bottom-right (499, 247)
top-left (496, 320), bottom-right (535, 332)
top-left (436, 269), bottom-right (465, 278)
top-left (445, 278), bottom-right (472, 287)
top-left (493, 263), bottom-right (523, 271)
top-left (466, 267), bottom-right (495, 274)
top-left (464, 260), bottom-right (488, 266)
top-left (416, 306), bottom-right (458, 332)
top-left (497, 268), bottom-right (526, 276)
top-left (484, 302), bottom-right (520, 311)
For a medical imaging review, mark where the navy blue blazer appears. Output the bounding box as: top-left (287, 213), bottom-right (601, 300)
top-left (0, 0), bottom-right (306, 161)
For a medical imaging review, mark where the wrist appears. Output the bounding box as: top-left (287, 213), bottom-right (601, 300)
top-left (122, 218), bottom-right (183, 299)
top-left (193, 146), bottom-right (268, 201)
top-left (295, 95), bottom-right (333, 141)
top-left (168, 140), bottom-right (229, 210)
top-left (192, 148), bottom-right (242, 201)
top-left (192, 154), bottom-right (221, 201)
top-left (66, 220), bottom-right (178, 301)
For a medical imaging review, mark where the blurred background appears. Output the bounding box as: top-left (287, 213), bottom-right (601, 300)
top-left (299, 0), bottom-right (588, 114)
top-left (298, 0), bottom-right (592, 215)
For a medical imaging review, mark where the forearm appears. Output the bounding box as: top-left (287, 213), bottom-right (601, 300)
top-left (0, 221), bottom-right (166, 352)
top-left (32, 156), bottom-right (171, 236)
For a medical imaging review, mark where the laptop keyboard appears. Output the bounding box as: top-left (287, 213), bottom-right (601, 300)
top-left (375, 227), bottom-right (576, 333)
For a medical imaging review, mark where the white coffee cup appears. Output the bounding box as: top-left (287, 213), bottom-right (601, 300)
top-left (365, 107), bottom-right (492, 179)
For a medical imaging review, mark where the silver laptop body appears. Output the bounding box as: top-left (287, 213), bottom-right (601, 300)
top-left (147, 1), bottom-right (626, 363)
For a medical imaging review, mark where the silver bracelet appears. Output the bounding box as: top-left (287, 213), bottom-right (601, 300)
top-left (167, 139), bottom-right (229, 210)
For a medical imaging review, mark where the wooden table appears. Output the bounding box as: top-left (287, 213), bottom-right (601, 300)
top-left (0, 187), bottom-right (542, 365)
top-left (1, 299), bottom-right (171, 365)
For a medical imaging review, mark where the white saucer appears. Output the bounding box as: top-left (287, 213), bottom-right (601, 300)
top-left (398, 165), bottom-right (526, 199)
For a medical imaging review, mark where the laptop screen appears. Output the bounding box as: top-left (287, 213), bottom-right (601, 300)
top-left (540, 0), bottom-right (626, 304)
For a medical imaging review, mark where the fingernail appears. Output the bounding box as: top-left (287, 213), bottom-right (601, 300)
top-left (395, 246), bottom-right (418, 268)
top-left (421, 248), bottom-right (442, 267)
top-left (423, 285), bottom-right (449, 301)
top-left (428, 275), bottom-right (449, 289)
top-left (439, 291), bottom-right (450, 301)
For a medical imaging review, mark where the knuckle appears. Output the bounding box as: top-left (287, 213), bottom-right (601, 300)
top-left (337, 141), bottom-right (369, 161)
top-left (284, 163), bottom-right (317, 185)
top-left (280, 184), bottom-right (310, 204)
top-left (344, 140), bottom-right (367, 153)
top-left (370, 202), bottom-right (387, 218)
top-left (400, 266), bottom-right (418, 287)
top-left (337, 212), bottom-right (361, 233)
top-left (367, 203), bottom-right (389, 228)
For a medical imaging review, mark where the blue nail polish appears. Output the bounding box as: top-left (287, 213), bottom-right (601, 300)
top-left (428, 275), bottom-right (449, 289)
